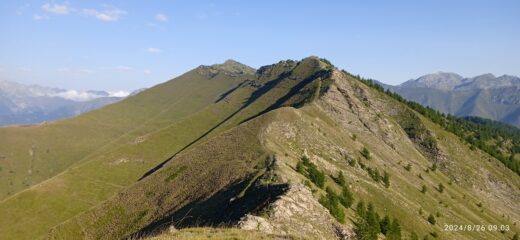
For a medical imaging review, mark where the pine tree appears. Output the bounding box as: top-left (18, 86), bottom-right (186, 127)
top-left (339, 185), bottom-right (354, 208)
top-left (356, 201), bottom-right (366, 219)
top-left (335, 171), bottom-right (346, 186)
top-left (386, 218), bottom-right (401, 240)
top-left (366, 203), bottom-right (380, 239)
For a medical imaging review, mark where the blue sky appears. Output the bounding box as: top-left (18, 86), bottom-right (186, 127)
top-left (1, 1), bottom-right (519, 91)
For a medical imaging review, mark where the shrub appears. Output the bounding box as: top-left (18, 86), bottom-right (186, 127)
top-left (421, 185), bottom-right (427, 193)
top-left (361, 147), bottom-right (371, 160)
top-left (382, 171), bottom-right (390, 188)
top-left (438, 183), bottom-right (444, 193)
top-left (431, 163), bottom-right (437, 172)
top-left (334, 171), bottom-right (346, 186)
top-left (404, 163), bottom-right (412, 171)
top-left (296, 161), bottom-right (305, 174)
top-left (427, 214), bottom-right (436, 225)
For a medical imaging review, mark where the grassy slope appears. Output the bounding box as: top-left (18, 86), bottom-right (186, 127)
top-left (146, 227), bottom-right (302, 240)
top-left (2, 58), bottom-right (330, 240)
top-left (0, 67), bottom-right (253, 239)
top-left (0, 67), bottom-right (249, 200)
top-left (49, 63), bottom-right (519, 240)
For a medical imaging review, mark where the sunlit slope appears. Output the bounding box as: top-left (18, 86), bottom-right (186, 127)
top-left (1, 57), bottom-right (333, 240)
top-left (0, 63), bottom-right (252, 200)
top-left (48, 63), bottom-right (519, 239)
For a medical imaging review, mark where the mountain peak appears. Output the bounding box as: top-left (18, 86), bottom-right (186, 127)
top-left (208, 59), bottom-right (256, 75)
top-left (399, 72), bottom-right (464, 90)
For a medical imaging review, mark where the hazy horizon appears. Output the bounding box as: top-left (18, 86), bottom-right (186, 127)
top-left (1, 0), bottom-right (519, 91)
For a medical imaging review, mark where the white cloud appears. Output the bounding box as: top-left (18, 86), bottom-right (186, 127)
top-left (81, 7), bottom-right (126, 22)
top-left (145, 47), bottom-right (162, 54)
top-left (155, 13), bottom-right (168, 22)
top-left (108, 91), bottom-right (130, 97)
top-left (115, 65), bottom-right (132, 72)
top-left (33, 14), bottom-right (49, 21)
top-left (143, 69), bottom-right (151, 74)
top-left (42, 3), bottom-right (71, 15)
top-left (51, 90), bottom-right (129, 101)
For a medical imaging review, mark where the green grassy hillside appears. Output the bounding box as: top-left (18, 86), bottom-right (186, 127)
top-left (45, 60), bottom-right (519, 240)
top-left (0, 57), bottom-right (335, 239)
top-left (0, 63), bottom-right (253, 200)
top-left (1, 57), bottom-right (518, 240)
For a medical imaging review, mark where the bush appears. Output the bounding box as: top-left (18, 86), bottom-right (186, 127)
top-left (334, 171), bottom-right (346, 186)
top-left (438, 183), bottom-right (444, 193)
top-left (382, 171), bottom-right (390, 188)
top-left (296, 161), bottom-right (305, 174)
top-left (427, 214), bottom-right (436, 225)
top-left (431, 163), bottom-right (437, 172)
top-left (421, 185), bottom-right (427, 193)
top-left (367, 167), bottom-right (381, 182)
top-left (404, 163), bottom-right (412, 171)
top-left (361, 147), bottom-right (371, 160)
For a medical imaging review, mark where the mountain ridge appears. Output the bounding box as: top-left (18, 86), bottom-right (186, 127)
top-left (0, 58), bottom-right (518, 240)
top-left (392, 72), bottom-right (520, 128)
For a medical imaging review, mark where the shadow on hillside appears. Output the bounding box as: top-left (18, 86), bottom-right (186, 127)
top-left (131, 178), bottom-right (289, 238)
top-left (138, 71), bottom-right (294, 181)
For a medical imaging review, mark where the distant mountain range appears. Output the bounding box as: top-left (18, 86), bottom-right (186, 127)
top-left (391, 72), bottom-right (520, 128)
top-left (0, 80), bottom-right (131, 126)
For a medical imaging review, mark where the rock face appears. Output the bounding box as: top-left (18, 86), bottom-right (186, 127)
top-left (238, 184), bottom-right (353, 240)
top-left (393, 73), bottom-right (520, 127)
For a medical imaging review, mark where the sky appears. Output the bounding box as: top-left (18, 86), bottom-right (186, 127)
top-left (0, 0), bottom-right (519, 91)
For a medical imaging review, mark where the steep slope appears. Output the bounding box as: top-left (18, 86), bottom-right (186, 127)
top-left (0, 62), bottom-right (252, 200)
top-left (393, 73), bottom-right (520, 128)
top-left (0, 57), bottom-right (334, 240)
top-left (46, 60), bottom-right (520, 240)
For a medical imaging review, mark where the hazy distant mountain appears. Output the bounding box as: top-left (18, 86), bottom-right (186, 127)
top-left (393, 72), bottom-right (520, 128)
top-left (0, 80), bottom-right (130, 126)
